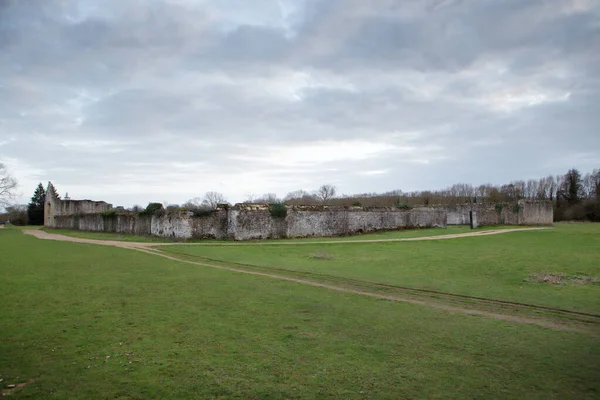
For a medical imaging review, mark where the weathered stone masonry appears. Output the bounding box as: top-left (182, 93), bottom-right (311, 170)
top-left (44, 183), bottom-right (112, 228)
top-left (443, 201), bottom-right (554, 226)
top-left (44, 182), bottom-right (553, 240)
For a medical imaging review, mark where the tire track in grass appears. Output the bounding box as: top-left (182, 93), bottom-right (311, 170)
top-left (22, 228), bottom-right (600, 336)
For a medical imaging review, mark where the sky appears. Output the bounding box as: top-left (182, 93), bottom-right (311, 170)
top-left (1, 0), bottom-right (599, 207)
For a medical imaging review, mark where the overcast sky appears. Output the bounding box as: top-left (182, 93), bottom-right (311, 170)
top-left (1, 0), bottom-right (599, 207)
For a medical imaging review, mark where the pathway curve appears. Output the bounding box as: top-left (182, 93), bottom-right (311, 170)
top-left (22, 227), bottom-right (600, 336)
top-left (23, 227), bottom-right (550, 247)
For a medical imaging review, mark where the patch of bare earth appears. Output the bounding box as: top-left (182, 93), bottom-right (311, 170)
top-left (526, 273), bottom-right (600, 285)
top-left (21, 227), bottom-right (600, 336)
top-left (1, 379), bottom-right (37, 397)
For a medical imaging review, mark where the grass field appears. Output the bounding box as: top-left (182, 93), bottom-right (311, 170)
top-left (1, 225), bottom-right (600, 398)
top-left (162, 223), bottom-right (600, 314)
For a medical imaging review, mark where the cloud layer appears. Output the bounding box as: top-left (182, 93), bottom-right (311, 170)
top-left (1, 0), bottom-right (599, 206)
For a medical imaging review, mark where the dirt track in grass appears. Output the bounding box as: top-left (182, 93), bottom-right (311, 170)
top-left (21, 228), bottom-right (600, 336)
top-left (24, 227), bottom-right (549, 248)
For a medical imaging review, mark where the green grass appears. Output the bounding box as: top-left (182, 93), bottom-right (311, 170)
top-left (3, 225), bottom-right (42, 230)
top-left (2, 227), bottom-right (600, 399)
top-left (164, 223), bottom-right (600, 314)
top-left (43, 225), bottom-right (522, 244)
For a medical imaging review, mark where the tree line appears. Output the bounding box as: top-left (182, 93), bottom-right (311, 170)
top-left (279, 169), bottom-right (600, 222)
top-left (1, 165), bottom-right (599, 225)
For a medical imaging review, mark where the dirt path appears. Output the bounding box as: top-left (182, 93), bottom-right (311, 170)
top-left (166, 227), bottom-right (550, 246)
top-left (21, 227), bottom-right (600, 336)
top-left (23, 227), bottom-right (550, 247)
top-left (22, 229), bottom-right (151, 249)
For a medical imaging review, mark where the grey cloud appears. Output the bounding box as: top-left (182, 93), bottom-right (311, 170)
top-left (0, 0), bottom-right (598, 206)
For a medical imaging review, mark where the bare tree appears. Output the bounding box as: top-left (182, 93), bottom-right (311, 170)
top-left (244, 193), bottom-right (257, 203)
top-left (0, 163), bottom-right (18, 208)
top-left (476, 184), bottom-right (490, 199)
top-left (582, 170), bottom-right (600, 199)
top-left (202, 191), bottom-right (228, 209)
top-left (254, 193), bottom-right (280, 203)
top-left (525, 179), bottom-right (539, 200)
top-left (284, 190), bottom-right (318, 205)
top-left (316, 184), bottom-right (336, 203)
top-left (593, 169), bottom-right (600, 199)
top-left (5, 204), bottom-right (27, 225)
top-left (183, 197), bottom-right (204, 210)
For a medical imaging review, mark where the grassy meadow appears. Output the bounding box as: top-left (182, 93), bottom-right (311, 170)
top-left (163, 223), bottom-right (600, 314)
top-left (1, 225), bottom-right (599, 399)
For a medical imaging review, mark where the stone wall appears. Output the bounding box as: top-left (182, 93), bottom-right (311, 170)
top-left (48, 211), bottom-right (229, 239)
top-left (44, 182), bottom-right (112, 228)
top-left (444, 200), bottom-right (553, 226)
top-left (228, 205), bottom-right (447, 240)
top-left (53, 200), bottom-right (112, 217)
top-left (43, 181), bottom-right (552, 240)
top-left (518, 200), bottom-right (554, 225)
top-left (46, 204), bottom-right (447, 240)
top-left (149, 211), bottom-right (229, 239)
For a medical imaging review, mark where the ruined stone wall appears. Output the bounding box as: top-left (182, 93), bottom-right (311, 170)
top-left (150, 211), bottom-right (229, 239)
top-left (44, 182), bottom-right (112, 228)
top-left (228, 205), bottom-right (447, 240)
top-left (78, 215), bottom-right (104, 231)
top-left (54, 200), bottom-right (112, 216)
top-left (151, 213), bottom-right (193, 238)
top-left (47, 211), bottom-right (228, 239)
top-left (45, 195), bottom-right (551, 241)
top-left (189, 210), bottom-right (229, 239)
top-left (444, 201), bottom-right (553, 226)
top-left (53, 215), bottom-right (76, 229)
top-left (285, 210), bottom-right (349, 239)
top-left (133, 215), bottom-right (152, 236)
top-left (227, 208), bottom-right (274, 240)
top-left (518, 200), bottom-right (554, 225)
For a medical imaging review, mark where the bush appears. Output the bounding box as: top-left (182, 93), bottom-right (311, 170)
top-left (5, 205), bottom-right (28, 226)
top-left (192, 208), bottom-right (215, 217)
top-left (563, 203), bottom-right (586, 221)
top-left (352, 201), bottom-right (362, 207)
top-left (584, 200), bottom-right (600, 222)
top-left (395, 203), bottom-right (413, 210)
top-left (101, 210), bottom-right (117, 217)
top-left (139, 203), bottom-right (164, 216)
top-left (269, 203), bottom-right (287, 219)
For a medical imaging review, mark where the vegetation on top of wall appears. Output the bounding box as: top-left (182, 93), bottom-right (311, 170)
top-left (395, 203), bottom-right (413, 210)
top-left (101, 210), bottom-right (117, 217)
top-left (139, 203), bottom-right (164, 216)
top-left (192, 208), bottom-right (216, 218)
top-left (269, 203), bottom-right (288, 219)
